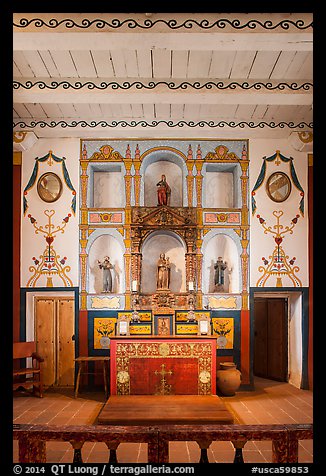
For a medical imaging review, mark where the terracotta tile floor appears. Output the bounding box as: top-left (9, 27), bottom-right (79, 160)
top-left (13, 377), bottom-right (313, 463)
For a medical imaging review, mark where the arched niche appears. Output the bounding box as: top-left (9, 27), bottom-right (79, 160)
top-left (141, 231), bottom-right (186, 294)
top-left (88, 233), bottom-right (124, 294)
top-left (140, 149), bottom-right (187, 207)
top-left (202, 232), bottom-right (240, 294)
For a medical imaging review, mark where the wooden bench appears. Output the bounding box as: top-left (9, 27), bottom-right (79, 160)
top-left (13, 342), bottom-right (44, 398)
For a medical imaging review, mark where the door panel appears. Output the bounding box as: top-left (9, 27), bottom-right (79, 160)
top-left (253, 299), bottom-right (268, 377)
top-left (254, 297), bottom-right (288, 381)
top-left (57, 299), bottom-right (75, 386)
top-left (34, 296), bottom-right (75, 387)
top-left (35, 298), bottom-right (56, 386)
top-left (267, 299), bottom-right (287, 381)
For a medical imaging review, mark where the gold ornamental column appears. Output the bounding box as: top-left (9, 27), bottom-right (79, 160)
top-left (194, 159), bottom-right (204, 208)
top-left (193, 157), bottom-right (204, 308)
top-left (124, 243), bottom-right (132, 309)
top-left (186, 156), bottom-right (195, 206)
top-left (123, 158), bottom-right (133, 309)
top-left (133, 159), bottom-right (142, 207)
top-left (195, 235), bottom-right (203, 308)
top-left (239, 159), bottom-right (250, 310)
top-left (79, 158), bottom-right (89, 310)
top-left (123, 159), bottom-right (133, 208)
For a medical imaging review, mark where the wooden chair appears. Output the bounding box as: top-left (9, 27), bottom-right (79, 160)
top-left (13, 342), bottom-right (44, 398)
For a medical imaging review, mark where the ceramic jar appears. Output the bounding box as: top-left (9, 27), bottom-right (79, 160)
top-left (216, 362), bottom-right (241, 396)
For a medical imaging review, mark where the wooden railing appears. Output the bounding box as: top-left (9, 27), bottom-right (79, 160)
top-left (13, 423), bottom-right (313, 464)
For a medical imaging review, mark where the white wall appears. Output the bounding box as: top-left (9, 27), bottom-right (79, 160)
top-left (288, 292), bottom-right (303, 388)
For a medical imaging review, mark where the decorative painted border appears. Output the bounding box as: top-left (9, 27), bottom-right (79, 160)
top-left (204, 211), bottom-right (241, 225)
top-left (13, 80), bottom-right (313, 91)
top-left (14, 120), bottom-right (313, 130)
top-left (88, 211), bottom-right (124, 225)
top-left (13, 18), bottom-right (313, 30)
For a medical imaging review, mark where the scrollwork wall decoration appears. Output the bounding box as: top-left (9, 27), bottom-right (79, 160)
top-left (14, 17), bottom-right (313, 30)
top-left (14, 120), bottom-right (313, 130)
top-left (13, 80), bottom-right (313, 91)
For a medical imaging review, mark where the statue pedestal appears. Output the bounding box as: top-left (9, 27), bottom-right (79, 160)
top-left (152, 290), bottom-right (176, 309)
top-left (214, 284), bottom-right (225, 292)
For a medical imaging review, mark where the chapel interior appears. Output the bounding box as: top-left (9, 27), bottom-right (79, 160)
top-left (12, 12), bottom-right (313, 466)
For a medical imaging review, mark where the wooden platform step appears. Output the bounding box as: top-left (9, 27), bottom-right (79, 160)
top-left (97, 395), bottom-right (234, 426)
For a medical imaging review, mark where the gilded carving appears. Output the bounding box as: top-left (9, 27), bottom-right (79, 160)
top-left (89, 145), bottom-right (123, 161)
top-left (205, 145), bottom-right (240, 161)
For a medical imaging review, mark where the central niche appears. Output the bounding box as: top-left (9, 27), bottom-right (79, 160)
top-left (141, 231), bottom-right (186, 294)
top-left (142, 150), bottom-right (184, 207)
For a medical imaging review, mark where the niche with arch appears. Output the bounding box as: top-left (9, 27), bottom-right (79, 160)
top-left (202, 233), bottom-right (240, 294)
top-left (141, 149), bottom-right (186, 207)
top-left (88, 234), bottom-right (124, 294)
top-left (141, 231), bottom-right (186, 294)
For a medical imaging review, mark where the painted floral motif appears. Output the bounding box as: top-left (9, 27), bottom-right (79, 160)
top-left (212, 318), bottom-right (234, 349)
top-left (256, 211), bottom-right (302, 287)
top-left (26, 210), bottom-right (73, 287)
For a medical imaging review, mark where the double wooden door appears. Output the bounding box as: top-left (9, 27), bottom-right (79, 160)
top-left (253, 297), bottom-right (288, 382)
top-left (34, 296), bottom-right (75, 387)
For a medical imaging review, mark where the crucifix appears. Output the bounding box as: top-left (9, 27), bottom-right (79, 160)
top-left (154, 363), bottom-right (173, 395)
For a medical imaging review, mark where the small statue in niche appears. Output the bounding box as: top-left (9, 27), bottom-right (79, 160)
top-left (158, 317), bottom-right (170, 335)
top-left (156, 174), bottom-right (171, 206)
top-left (214, 257), bottom-right (227, 292)
top-left (188, 295), bottom-right (195, 311)
top-left (157, 253), bottom-right (171, 290)
top-left (97, 256), bottom-right (113, 293)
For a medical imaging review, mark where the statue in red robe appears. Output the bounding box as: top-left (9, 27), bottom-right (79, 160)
top-left (156, 174), bottom-right (171, 206)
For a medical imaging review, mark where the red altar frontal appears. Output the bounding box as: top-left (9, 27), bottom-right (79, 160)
top-left (110, 336), bottom-right (216, 395)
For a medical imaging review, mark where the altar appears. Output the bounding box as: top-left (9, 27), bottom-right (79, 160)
top-left (110, 336), bottom-right (216, 396)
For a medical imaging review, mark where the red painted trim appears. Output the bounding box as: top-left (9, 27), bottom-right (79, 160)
top-left (240, 309), bottom-right (250, 385)
top-left (78, 310), bottom-right (88, 357)
top-left (13, 164), bottom-right (21, 343)
top-left (308, 158), bottom-right (313, 390)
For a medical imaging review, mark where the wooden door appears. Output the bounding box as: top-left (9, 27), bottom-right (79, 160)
top-left (253, 298), bottom-right (288, 381)
top-left (34, 296), bottom-right (75, 387)
top-left (57, 298), bottom-right (75, 386)
top-left (35, 298), bottom-right (56, 386)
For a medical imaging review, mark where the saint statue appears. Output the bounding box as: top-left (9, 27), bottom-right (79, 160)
top-left (214, 257), bottom-right (227, 290)
top-left (156, 174), bottom-right (171, 206)
top-left (157, 253), bottom-right (171, 290)
top-left (97, 256), bottom-right (113, 292)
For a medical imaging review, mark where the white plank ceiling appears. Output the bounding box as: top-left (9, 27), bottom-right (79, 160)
top-left (13, 12), bottom-right (313, 139)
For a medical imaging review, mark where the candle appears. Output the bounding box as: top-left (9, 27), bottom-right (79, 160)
top-left (132, 280), bottom-right (138, 292)
top-left (188, 281), bottom-right (194, 291)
